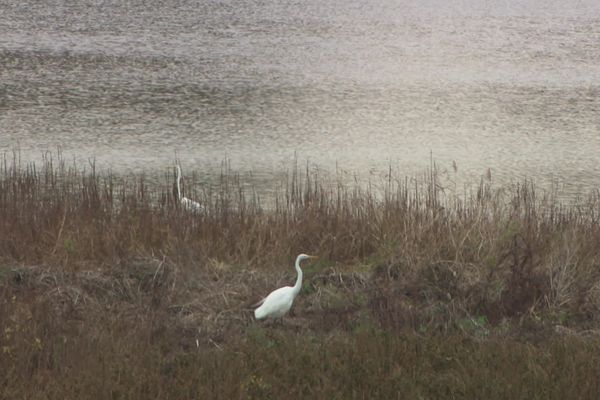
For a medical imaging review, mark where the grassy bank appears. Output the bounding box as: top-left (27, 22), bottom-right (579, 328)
top-left (2, 155), bottom-right (600, 398)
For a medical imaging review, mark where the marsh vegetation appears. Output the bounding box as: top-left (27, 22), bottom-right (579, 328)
top-left (2, 154), bottom-right (600, 398)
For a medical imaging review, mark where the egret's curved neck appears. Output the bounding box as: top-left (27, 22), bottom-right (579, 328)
top-left (176, 165), bottom-right (182, 200)
top-left (292, 256), bottom-right (303, 295)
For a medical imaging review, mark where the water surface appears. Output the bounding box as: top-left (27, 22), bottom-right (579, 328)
top-left (2, 0), bottom-right (600, 199)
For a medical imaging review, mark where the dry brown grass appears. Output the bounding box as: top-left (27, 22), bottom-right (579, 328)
top-left (3, 153), bottom-right (600, 398)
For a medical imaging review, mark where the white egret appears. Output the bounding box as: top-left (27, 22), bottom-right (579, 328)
top-left (175, 165), bottom-right (202, 212)
top-left (254, 254), bottom-right (318, 320)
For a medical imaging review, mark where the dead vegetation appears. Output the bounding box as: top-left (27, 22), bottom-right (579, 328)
top-left (3, 153), bottom-right (600, 398)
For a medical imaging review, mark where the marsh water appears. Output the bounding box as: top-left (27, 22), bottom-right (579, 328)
top-left (2, 0), bottom-right (600, 200)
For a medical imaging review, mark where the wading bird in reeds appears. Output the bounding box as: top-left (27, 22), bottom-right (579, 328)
top-left (175, 164), bottom-right (202, 212)
top-left (254, 254), bottom-right (318, 320)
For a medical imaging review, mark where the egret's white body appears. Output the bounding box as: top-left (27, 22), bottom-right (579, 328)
top-left (254, 254), bottom-right (317, 320)
top-left (176, 165), bottom-right (202, 211)
top-left (180, 195), bottom-right (202, 211)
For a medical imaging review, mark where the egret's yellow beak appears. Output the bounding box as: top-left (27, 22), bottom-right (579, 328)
top-left (307, 255), bottom-right (318, 260)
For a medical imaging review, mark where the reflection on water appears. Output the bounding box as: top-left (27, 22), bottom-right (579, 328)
top-left (2, 0), bottom-right (600, 201)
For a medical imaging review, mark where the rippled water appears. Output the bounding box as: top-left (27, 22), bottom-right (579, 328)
top-left (2, 0), bottom-right (600, 199)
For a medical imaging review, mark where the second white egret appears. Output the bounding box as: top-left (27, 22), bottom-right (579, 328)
top-left (175, 164), bottom-right (202, 212)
